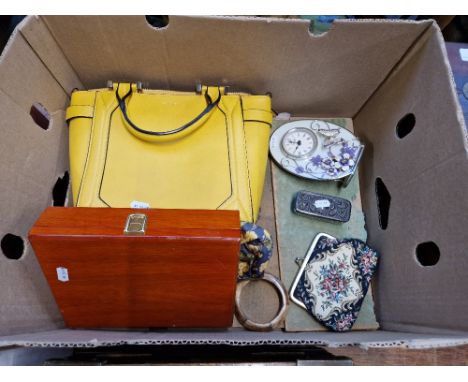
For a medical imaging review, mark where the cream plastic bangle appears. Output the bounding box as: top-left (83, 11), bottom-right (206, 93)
top-left (235, 272), bottom-right (289, 332)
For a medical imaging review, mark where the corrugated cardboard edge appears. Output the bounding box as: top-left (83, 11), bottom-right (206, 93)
top-left (1, 329), bottom-right (468, 350)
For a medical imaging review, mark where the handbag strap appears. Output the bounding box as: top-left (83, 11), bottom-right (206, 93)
top-left (115, 83), bottom-right (222, 137)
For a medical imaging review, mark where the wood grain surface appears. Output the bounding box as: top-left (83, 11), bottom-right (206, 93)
top-left (327, 344), bottom-right (468, 366)
top-left (29, 207), bottom-right (240, 329)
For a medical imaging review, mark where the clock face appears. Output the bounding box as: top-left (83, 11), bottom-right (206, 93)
top-left (269, 120), bottom-right (364, 182)
top-left (281, 128), bottom-right (318, 158)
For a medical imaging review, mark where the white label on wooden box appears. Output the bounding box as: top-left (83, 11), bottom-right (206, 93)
top-left (56, 267), bottom-right (69, 282)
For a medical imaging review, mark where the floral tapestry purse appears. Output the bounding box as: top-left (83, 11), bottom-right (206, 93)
top-left (290, 233), bottom-right (379, 332)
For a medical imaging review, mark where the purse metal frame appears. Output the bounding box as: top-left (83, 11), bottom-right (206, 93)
top-left (289, 232), bottom-right (336, 310)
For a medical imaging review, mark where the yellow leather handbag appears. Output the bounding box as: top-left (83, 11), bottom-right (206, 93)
top-left (66, 82), bottom-right (272, 223)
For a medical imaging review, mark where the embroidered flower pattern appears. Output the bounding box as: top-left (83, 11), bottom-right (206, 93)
top-left (316, 256), bottom-right (356, 310)
top-left (331, 312), bottom-right (356, 332)
top-left (317, 236), bottom-right (338, 250)
top-left (293, 236), bottom-right (379, 332)
top-left (357, 246), bottom-right (379, 282)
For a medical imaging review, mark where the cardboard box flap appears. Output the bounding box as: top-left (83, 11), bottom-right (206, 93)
top-left (42, 16), bottom-right (431, 117)
top-left (0, 92), bottom-right (67, 337)
top-left (354, 23), bottom-right (468, 331)
top-left (371, 152), bottom-right (468, 332)
top-left (0, 20), bottom-right (73, 335)
top-left (18, 16), bottom-right (83, 94)
top-left (41, 16), bottom-right (172, 91)
top-left (0, 28), bottom-right (69, 114)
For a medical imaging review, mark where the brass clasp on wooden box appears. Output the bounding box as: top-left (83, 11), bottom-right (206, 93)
top-left (124, 214), bottom-right (147, 235)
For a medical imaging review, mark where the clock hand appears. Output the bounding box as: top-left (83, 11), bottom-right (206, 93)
top-left (294, 140), bottom-right (302, 153)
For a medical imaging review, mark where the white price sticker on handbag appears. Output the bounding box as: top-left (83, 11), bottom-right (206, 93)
top-left (130, 200), bottom-right (150, 209)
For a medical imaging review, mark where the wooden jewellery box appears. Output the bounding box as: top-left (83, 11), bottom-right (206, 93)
top-left (29, 207), bottom-right (241, 329)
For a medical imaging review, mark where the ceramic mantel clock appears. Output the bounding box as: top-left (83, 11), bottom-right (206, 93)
top-left (269, 120), bottom-right (364, 186)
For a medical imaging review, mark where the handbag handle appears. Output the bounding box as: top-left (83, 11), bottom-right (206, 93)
top-left (115, 83), bottom-right (222, 138)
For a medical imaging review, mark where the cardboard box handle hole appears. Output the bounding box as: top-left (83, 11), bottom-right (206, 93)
top-left (375, 177), bottom-right (391, 230)
top-left (1, 233), bottom-right (24, 260)
top-left (416, 242), bottom-right (440, 266)
top-left (30, 102), bottom-right (50, 130)
top-left (52, 171), bottom-right (69, 207)
top-left (396, 113), bottom-right (415, 139)
top-left (145, 16), bottom-right (169, 29)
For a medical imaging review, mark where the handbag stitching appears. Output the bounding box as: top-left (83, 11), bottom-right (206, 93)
top-left (66, 116), bottom-right (93, 123)
top-left (98, 93), bottom-right (233, 209)
top-left (66, 105), bottom-right (95, 119)
top-left (239, 96), bottom-right (255, 222)
top-left (76, 91), bottom-right (97, 205)
top-left (216, 100), bottom-right (247, 209)
top-left (244, 120), bottom-right (272, 127)
top-left (242, 108), bottom-right (271, 112)
top-left (97, 104), bottom-right (120, 207)
top-left (67, 104), bottom-right (97, 106)
top-left (214, 102), bottom-right (234, 209)
top-left (76, 87), bottom-right (258, 218)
